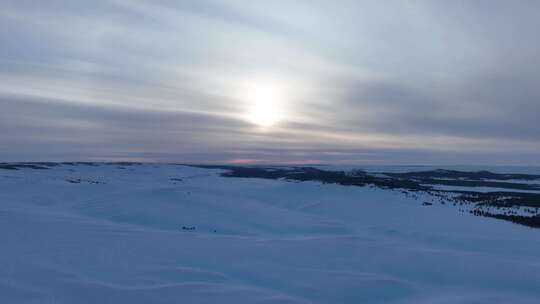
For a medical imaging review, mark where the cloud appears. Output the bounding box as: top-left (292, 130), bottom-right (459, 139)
top-left (0, 1), bottom-right (539, 164)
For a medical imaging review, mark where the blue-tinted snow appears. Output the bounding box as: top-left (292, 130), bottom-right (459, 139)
top-left (0, 164), bottom-right (539, 303)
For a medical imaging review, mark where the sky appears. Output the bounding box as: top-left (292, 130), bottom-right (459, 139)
top-left (1, 0), bottom-right (540, 165)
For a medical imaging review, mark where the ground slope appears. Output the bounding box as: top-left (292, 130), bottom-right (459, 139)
top-left (1, 164), bottom-right (539, 303)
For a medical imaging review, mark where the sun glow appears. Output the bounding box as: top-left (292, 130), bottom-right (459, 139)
top-left (244, 84), bottom-right (283, 127)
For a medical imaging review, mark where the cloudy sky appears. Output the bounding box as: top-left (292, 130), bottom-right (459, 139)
top-left (1, 0), bottom-right (539, 165)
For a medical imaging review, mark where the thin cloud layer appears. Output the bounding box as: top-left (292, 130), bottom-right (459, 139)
top-left (1, 1), bottom-right (539, 164)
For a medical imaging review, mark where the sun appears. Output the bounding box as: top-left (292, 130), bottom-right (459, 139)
top-left (244, 84), bottom-right (283, 127)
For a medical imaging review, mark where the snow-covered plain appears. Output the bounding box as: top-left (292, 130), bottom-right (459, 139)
top-left (421, 184), bottom-right (540, 194)
top-left (1, 164), bottom-right (540, 303)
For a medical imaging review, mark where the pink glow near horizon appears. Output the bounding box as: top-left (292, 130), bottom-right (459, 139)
top-left (226, 159), bottom-right (323, 165)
